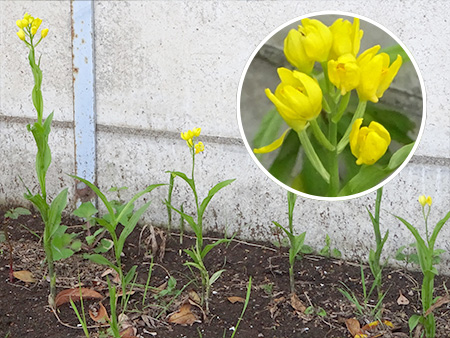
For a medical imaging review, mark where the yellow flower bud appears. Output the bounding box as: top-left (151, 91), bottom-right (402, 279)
top-left (349, 118), bottom-right (391, 165)
top-left (265, 67), bottom-right (322, 132)
top-left (298, 18), bottom-right (332, 62)
top-left (192, 127), bottom-right (201, 137)
top-left (328, 54), bottom-right (360, 95)
top-left (16, 29), bottom-right (26, 41)
top-left (24, 13), bottom-right (34, 24)
top-left (21, 19), bottom-right (29, 28)
top-left (41, 28), bottom-right (49, 38)
top-left (195, 142), bottom-right (205, 154)
top-left (356, 45), bottom-right (403, 103)
top-left (329, 18), bottom-right (363, 60)
top-left (284, 29), bottom-right (315, 74)
top-left (31, 26), bottom-right (37, 35)
top-left (16, 19), bottom-right (26, 29)
top-left (418, 195), bottom-right (432, 207)
top-left (32, 18), bottom-right (42, 30)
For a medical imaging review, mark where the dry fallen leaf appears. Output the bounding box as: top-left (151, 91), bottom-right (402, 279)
top-left (167, 303), bottom-right (201, 326)
top-left (345, 318), bottom-right (364, 337)
top-left (189, 289), bottom-right (201, 304)
top-left (290, 293), bottom-right (306, 313)
top-left (55, 288), bottom-right (103, 307)
top-left (89, 302), bottom-right (109, 323)
top-left (227, 296), bottom-right (245, 304)
top-left (13, 270), bottom-right (36, 283)
top-left (424, 294), bottom-right (450, 317)
top-left (120, 326), bottom-right (137, 338)
top-left (397, 291), bottom-right (410, 305)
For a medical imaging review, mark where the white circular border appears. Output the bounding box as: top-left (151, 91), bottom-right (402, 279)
top-left (236, 10), bottom-right (427, 202)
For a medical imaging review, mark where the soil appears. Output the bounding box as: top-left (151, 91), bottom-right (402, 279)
top-left (1, 211), bottom-right (450, 338)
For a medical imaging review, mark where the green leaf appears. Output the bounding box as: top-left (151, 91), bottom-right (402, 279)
top-left (209, 269), bottom-right (225, 285)
top-left (51, 225), bottom-right (77, 261)
top-left (408, 314), bottom-right (422, 332)
top-left (252, 108), bottom-right (284, 160)
top-left (71, 239), bottom-right (82, 251)
top-left (70, 175), bottom-right (115, 223)
top-left (304, 306), bottom-right (314, 315)
top-left (338, 143), bottom-right (414, 196)
top-left (198, 179), bottom-right (236, 220)
top-left (201, 238), bottom-right (230, 259)
top-left (4, 207), bottom-right (31, 220)
top-left (317, 307), bottom-right (327, 317)
top-left (167, 171), bottom-right (197, 200)
top-left (124, 265), bottom-right (137, 286)
top-left (379, 44), bottom-right (410, 63)
top-left (268, 130), bottom-right (300, 184)
top-left (47, 188), bottom-right (68, 240)
top-left (300, 245), bottom-right (313, 254)
top-left (429, 210), bottom-right (450, 250)
top-left (166, 202), bottom-right (199, 237)
top-left (332, 248), bottom-right (342, 258)
top-left (84, 253), bottom-right (119, 273)
top-left (94, 238), bottom-right (114, 254)
top-left (117, 201), bottom-right (152, 255)
top-left (116, 184), bottom-right (163, 225)
top-left (72, 202), bottom-right (98, 220)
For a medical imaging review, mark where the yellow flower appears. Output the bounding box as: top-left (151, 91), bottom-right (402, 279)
top-left (299, 18), bottom-right (332, 62)
top-left (16, 19), bottom-right (27, 29)
top-left (349, 118), bottom-right (391, 165)
top-left (356, 45), bottom-right (402, 103)
top-left (16, 29), bottom-right (26, 41)
top-left (328, 54), bottom-right (360, 95)
top-left (265, 67), bottom-right (322, 132)
top-left (24, 13), bottom-right (34, 24)
top-left (418, 195), bottom-right (432, 207)
top-left (181, 130), bottom-right (194, 141)
top-left (329, 18), bottom-right (363, 60)
top-left (192, 127), bottom-right (201, 137)
top-left (195, 142), bottom-right (205, 154)
top-left (41, 28), bottom-right (49, 38)
top-left (284, 29), bottom-right (315, 74)
top-left (31, 17), bottom-right (42, 35)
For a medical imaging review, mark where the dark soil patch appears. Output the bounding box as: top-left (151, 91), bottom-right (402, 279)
top-left (1, 211), bottom-right (450, 338)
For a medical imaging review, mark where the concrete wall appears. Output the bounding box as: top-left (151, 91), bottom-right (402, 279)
top-left (1, 1), bottom-right (450, 273)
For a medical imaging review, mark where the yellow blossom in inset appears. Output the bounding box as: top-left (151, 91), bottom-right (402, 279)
top-left (16, 19), bottom-right (27, 29)
top-left (24, 13), bottom-right (34, 24)
top-left (17, 29), bottom-right (26, 41)
top-left (299, 18), bottom-right (332, 62)
top-left (192, 127), bottom-right (201, 137)
top-left (31, 17), bottom-right (42, 35)
top-left (284, 29), bottom-right (315, 74)
top-left (329, 18), bottom-right (363, 60)
top-left (265, 67), bottom-right (322, 133)
top-left (418, 195), bottom-right (432, 207)
top-left (356, 45), bottom-right (402, 103)
top-left (41, 28), bottom-right (49, 38)
top-left (349, 118), bottom-right (391, 165)
top-left (328, 53), bottom-right (360, 95)
top-left (195, 142), bottom-right (204, 154)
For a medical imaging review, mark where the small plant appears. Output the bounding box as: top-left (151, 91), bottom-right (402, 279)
top-left (366, 187), bottom-right (388, 300)
top-left (166, 127), bottom-right (235, 313)
top-left (339, 265), bottom-right (387, 319)
top-left (227, 276), bottom-right (252, 338)
top-left (394, 195), bottom-right (450, 338)
top-left (304, 305), bottom-right (327, 317)
top-left (272, 191), bottom-right (306, 294)
top-left (319, 234), bottom-right (342, 258)
top-left (72, 176), bottom-right (163, 314)
top-left (2, 207), bottom-right (31, 282)
top-left (69, 285), bottom-right (90, 338)
top-left (16, 13), bottom-right (79, 308)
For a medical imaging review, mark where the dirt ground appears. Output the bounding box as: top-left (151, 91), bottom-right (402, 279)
top-left (1, 211), bottom-right (450, 338)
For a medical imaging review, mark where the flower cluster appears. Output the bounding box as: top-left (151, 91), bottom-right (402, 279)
top-left (257, 16), bottom-right (403, 171)
top-left (181, 127), bottom-right (204, 154)
top-left (16, 12), bottom-right (48, 44)
top-left (418, 195), bottom-right (432, 207)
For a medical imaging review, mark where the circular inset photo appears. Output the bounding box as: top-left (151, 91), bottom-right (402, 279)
top-left (238, 12), bottom-right (425, 200)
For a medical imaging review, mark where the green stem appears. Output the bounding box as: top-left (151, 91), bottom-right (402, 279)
top-left (297, 129), bottom-right (330, 184)
top-left (328, 117), bottom-right (339, 197)
top-left (44, 238), bottom-right (56, 308)
top-left (310, 119), bottom-right (334, 151)
top-left (289, 264), bottom-right (295, 294)
top-left (332, 92), bottom-right (351, 123)
top-left (336, 100), bottom-right (367, 154)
